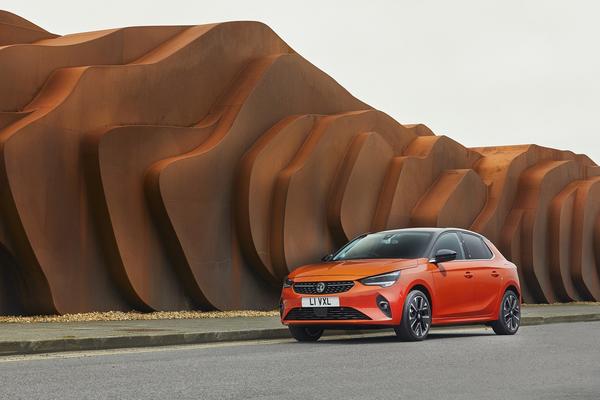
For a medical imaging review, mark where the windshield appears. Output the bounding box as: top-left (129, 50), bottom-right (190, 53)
top-left (332, 231), bottom-right (433, 261)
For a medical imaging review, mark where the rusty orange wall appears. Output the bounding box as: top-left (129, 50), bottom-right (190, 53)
top-left (0, 11), bottom-right (599, 315)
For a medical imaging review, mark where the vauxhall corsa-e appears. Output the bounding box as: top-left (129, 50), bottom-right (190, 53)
top-left (280, 228), bottom-right (521, 341)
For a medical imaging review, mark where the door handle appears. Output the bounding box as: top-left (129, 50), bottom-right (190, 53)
top-left (491, 271), bottom-right (500, 277)
top-left (464, 272), bottom-right (473, 279)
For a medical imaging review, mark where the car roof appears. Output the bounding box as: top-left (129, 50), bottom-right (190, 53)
top-left (375, 227), bottom-right (487, 239)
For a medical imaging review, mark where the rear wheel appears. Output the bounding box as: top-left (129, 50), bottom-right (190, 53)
top-left (288, 325), bottom-right (324, 342)
top-left (395, 289), bottom-right (431, 341)
top-left (491, 290), bottom-right (520, 335)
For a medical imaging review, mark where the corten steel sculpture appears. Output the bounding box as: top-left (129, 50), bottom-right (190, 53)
top-left (0, 10), bottom-right (599, 315)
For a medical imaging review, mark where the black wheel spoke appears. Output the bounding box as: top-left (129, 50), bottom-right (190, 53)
top-left (410, 318), bottom-right (418, 329)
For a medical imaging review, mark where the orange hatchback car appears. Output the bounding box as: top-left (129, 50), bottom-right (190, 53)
top-left (280, 228), bottom-right (521, 342)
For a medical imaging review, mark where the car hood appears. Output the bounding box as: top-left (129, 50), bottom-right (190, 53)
top-left (289, 258), bottom-right (422, 280)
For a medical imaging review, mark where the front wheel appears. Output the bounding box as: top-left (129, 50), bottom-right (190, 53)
top-left (395, 289), bottom-right (431, 341)
top-left (288, 325), bottom-right (324, 342)
top-left (491, 290), bottom-right (521, 335)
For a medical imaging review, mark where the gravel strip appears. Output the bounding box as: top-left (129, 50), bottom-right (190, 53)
top-left (0, 310), bottom-right (279, 324)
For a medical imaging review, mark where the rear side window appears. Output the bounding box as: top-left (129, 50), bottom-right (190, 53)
top-left (462, 233), bottom-right (493, 259)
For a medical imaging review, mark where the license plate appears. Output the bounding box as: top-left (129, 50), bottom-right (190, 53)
top-left (301, 297), bottom-right (339, 307)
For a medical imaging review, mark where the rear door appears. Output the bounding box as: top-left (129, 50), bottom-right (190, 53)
top-left (430, 232), bottom-right (479, 319)
top-left (460, 232), bottom-right (501, 316)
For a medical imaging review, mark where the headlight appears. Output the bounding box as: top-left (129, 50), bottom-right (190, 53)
top-left (359, 271), bottom-right (400, 287)
top-left (283, 277), bottom-right (293, 288)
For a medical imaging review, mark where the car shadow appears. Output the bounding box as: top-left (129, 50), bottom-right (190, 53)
top-left (319, 328), bottom-right (494, 345)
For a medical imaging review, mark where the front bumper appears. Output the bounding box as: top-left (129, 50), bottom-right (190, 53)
top-left (280, 279), bottom-right (406, 326)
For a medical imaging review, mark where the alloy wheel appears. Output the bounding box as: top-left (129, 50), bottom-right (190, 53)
top-left (408, 294), bottom-right (431, 338)
top-left (503, 293), bottom-right (520, 332)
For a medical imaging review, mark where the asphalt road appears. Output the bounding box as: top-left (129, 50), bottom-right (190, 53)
top-left (0, 322), bottom-right (599, 400)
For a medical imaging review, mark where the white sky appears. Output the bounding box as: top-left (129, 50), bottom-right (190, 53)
top-left (5, 0), bottom-right (600, 162)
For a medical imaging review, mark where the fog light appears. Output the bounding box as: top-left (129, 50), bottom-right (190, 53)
top-left (376, 295), bottom-right (391, 318)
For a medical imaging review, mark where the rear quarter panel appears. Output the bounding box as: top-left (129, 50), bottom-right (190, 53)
top-left (486, 239), bottom-right (522, 316)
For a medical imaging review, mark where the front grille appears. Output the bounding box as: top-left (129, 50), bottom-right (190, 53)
top-left (284, 307), bottom-right (371, 321)
top-left (293, 281), bottom-right (354, 294)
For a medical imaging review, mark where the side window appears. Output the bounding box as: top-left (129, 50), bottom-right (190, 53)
top-left (431, 233), bottom-right (465, 260)
top-left (462, 233), bottom-right (493, 259)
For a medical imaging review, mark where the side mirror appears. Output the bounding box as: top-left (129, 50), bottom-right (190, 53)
top-left (429, 249), bottom-right (457, 264)
top-left (321, 253), bottom-right (333, 262)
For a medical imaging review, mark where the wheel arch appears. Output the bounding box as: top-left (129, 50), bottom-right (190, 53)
top-left (406, 280), bottom-right (434, 313)
top-left (503, 281), bottom-right (521, 302)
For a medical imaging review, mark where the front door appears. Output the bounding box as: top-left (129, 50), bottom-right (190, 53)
top-left (430, 232), bottom-right (479, 319)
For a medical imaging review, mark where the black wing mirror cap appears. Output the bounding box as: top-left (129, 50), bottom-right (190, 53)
top-left (321, 254), bottom-right (334, 262)
top-left (429, 249), bottom-right (457, 264)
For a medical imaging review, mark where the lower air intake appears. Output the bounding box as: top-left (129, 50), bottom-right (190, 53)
top-left (284, 307), bottom-right (371, 321)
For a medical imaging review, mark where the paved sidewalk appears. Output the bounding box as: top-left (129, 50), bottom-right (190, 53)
top-left (0, 303), bottom-right (599, 356)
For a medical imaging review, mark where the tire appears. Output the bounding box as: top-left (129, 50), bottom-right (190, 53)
top-left (395, 289), bottom-right (431, 341)
top-left (288, 325), bottom-right (324, 342)
top-left (491, 289), bottom-right (521, 335)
